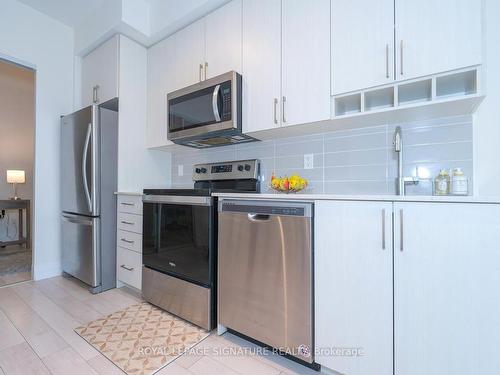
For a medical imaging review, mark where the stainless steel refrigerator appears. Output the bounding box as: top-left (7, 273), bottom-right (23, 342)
top-left (60, 105), bottom-right (118, 293)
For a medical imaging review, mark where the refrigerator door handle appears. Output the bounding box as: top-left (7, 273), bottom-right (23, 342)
top-left (61, 214), bottom-right (93, 226)
top-left (82, 123), bottom-right (92, 212)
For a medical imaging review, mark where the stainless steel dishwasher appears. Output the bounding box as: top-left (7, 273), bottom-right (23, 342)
top-left (218, 199), bottom-right (314, 365)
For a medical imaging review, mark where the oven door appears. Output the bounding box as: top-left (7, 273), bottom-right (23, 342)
top-left (167, 71), bottom-right (240, 141)
top-left (142, 195), bottom-right (214, 287)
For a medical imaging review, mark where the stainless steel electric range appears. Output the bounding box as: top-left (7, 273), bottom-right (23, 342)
top-left (141, 159), bottom-right (260, 330)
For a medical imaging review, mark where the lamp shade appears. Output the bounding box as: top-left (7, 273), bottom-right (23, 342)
top-left (6, 170), bottom-right (25, 184)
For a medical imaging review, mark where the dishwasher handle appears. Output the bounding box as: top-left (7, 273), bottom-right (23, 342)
top-left (247, 213), bottom-right (271, 222)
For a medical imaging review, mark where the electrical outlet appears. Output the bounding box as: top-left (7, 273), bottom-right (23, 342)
top-left (178, 165), bottom-right (184, 176)
top-left (304, 154), bottom-right (314, 169)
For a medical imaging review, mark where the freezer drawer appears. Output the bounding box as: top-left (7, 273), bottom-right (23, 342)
top-left (61, 213), bottom-right (100, 287)
top-left (218, 200), bottom-right (314, 363)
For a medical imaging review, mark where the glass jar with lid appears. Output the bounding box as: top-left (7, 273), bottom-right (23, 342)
top-left (434, 169), bottom-right (450, 195)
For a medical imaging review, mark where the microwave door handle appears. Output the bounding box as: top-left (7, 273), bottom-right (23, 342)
top-left (212, 84), bottom-right (221, 122)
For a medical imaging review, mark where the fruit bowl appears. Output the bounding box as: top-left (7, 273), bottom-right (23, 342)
top-left (270, 174), bottom-right (308, 193)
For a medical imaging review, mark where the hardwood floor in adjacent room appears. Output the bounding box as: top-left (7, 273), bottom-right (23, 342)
top-left (0, 276), bottom-right (319, 375)
top-left (0, 245), bottom-right (32, 287)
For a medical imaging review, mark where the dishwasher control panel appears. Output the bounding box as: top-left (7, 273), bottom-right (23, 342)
top-left (219, 200), bottom-right (313, 217)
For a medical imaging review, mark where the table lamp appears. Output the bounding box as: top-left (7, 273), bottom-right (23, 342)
top-left (6, 170), bottom-right (25, 200)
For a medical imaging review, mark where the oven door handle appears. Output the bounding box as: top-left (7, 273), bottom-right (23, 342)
top-left (212, 84), bottom-right (221, 122)
top-left (143, 195), bottom-right (213, 206)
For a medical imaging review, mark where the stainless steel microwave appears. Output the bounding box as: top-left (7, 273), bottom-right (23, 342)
top-left (167, 71), bottom-right (257, 148)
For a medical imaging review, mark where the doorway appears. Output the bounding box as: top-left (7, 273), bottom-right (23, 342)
top-left (0, 59), bottom-right (35, 287)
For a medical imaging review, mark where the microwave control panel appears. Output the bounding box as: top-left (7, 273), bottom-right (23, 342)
top-left (220, 81), bottom-right (232, 121)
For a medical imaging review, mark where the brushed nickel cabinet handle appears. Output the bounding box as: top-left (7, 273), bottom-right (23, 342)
top-left (120, 238), bottom-right (134, 244)
top-left (120, 220), bottom-right (134, 225)
top-left (282, 96), bottom-right (287, 123)
top-left (400, 209), bottom-right (404, 251)
top-left (120, 264), bottom-right (134, 271)
top-left (273, 98), bottom-right (278, 124)
top-left (199, 64), bottom-right (203, 81)
top-left (386, 44), bottom-right (390, 78)
top-left (382, 209), bottom-right (386, 250)
top-left (121, 202), bottom-right (135, 206)
top-left (204, 62), bottom-right (208, 80)
top-left (92, 86), bottom-right (96, 103)
top-left (400, 40), bottom-right (404, 76)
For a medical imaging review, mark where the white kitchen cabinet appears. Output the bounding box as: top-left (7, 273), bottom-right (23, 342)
top-left (173, 0), bottom-right (242, 89)
top-left (393, 202), bottom-right (500, 375)
top-left (174, 19), bottom-right (206, 90)
top-left (205, 0), bottom-right (242, 79)
top-left (395, 0), bottom-right (482, 80)
top-left (331, 0), bottom-right (482, 95)
top-left (81, 35), bottom-right (119, 107)
top-left (281, 0), bottom-right (330, 126)
top-left (242, 0), bottom-right (330, 133)
top-left (331, 0), bottom-right (394, 95)
top-left (147, 35), bottom-right (175, 148)
top-left (315, 200), bottom-right (393, 375)
top-left (116, 193), bottom-right (144, 290)
top-left (242, 0), bottom-right (281, 133)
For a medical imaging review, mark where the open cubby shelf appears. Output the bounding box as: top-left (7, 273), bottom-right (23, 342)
top-left (364, 87), bottom-right (395, 111)
top-left (398, 79), bottom-right (432, 106)
top-left (335, 93), bottom-right (362, 117)
top-left (436, 70), bottom-right (477, 99)
top-left (333, 67), bottom-right (481, 119)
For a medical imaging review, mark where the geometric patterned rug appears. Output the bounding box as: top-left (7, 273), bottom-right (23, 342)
top-left (75, 302), bottom-right (210, 375)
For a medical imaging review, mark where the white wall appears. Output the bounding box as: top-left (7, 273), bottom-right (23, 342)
top-left (0, 0), bottom-right (74, 279)
top-left (473, 0), bottom-right (500, 196)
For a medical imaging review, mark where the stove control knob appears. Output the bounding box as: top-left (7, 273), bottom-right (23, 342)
top-left (237, 165), bottom-right (244, 171)
top-left (195, 168), bottom-right (201, 174)
top-left (244, 164), bottom-right (251, 171)
top-left (200, 167), bottom-right (207, 173)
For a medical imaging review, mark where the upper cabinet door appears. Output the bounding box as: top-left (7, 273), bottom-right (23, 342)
top-left (281, 0), bottom-right (330, 126)
top-left (81, 35), bottom-right (119, 108)
top-left (174, 19), bottom-right (205, 90)
top-left (395, 0), bottom-right (482, 80)
top-left (205, 0), bottom-right (242, 79)
top-left (315, 200), bottom-right (393, 375)
top-left (331, 0), bottom-right (394, 95)
top-left (146, 36), bottom-right (175, 148)
top-left (242, 0), bottom-right (281, 133)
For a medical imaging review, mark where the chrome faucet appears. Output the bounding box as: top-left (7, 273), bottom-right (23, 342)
top-left (393, 126), bottom-right (419, 195)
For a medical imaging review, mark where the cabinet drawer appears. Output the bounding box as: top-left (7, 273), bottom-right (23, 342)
top-left (117, 229), bottom-right (142, 253)
top-left (117, 212), bottom-right (142, 234)
top-left (117, 195), bottom-right (143, 215)
top-left (117, 247), bottom-right (142, 290)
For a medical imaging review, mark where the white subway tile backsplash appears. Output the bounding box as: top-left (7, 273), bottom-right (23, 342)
top-left (324, 181), bottom-right (389, 195)
top-left (324, 165), bottom-right (388, 181)
top-left (403, 141), bottom-right (473, 163)
top-left (324, 148), bottom-right (388, 167)
top-left (324, 132), bottom-right (387, 153)
top-left (169, 115), bottom-right (473, 195)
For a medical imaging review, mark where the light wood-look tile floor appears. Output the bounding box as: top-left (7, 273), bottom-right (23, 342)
top-left (0, 276), bottom-right (320, 375)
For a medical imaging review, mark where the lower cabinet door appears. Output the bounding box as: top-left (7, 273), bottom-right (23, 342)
top-left (394, 202), bottom-right (500, 375)
top-left (117, 247), bottom-right (142, 290)
top-left (315, 200), bottom-right (393, 374)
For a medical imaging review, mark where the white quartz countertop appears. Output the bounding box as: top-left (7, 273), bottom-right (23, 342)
top-left (213, 192), bottom-right (500, 204)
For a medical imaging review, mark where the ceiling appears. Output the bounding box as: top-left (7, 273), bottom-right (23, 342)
top-left (17, 0), bottom-right (108, 28)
